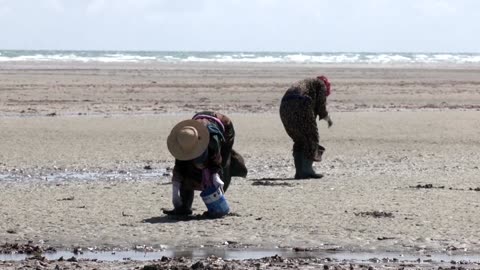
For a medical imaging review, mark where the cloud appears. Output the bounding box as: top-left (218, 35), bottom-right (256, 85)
top-left (0, 6), bottom-right (12, 16)
top-left (0, 0), bottom-right (478, 51)
top-left (43, 0), bottom-right (65, 13)
top-left (86, 0), bottom-right (106, 14)
top-left (413, 0), bottom-right (458, 16)
top-left (85, 0), bottom-right (206, 16)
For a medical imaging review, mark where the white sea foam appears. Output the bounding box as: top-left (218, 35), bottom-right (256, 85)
top-left (1, 51), bottom-right (480, 64)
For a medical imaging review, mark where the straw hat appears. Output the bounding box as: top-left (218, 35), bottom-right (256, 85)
top-left (167, 119), bottom-right (209, 161)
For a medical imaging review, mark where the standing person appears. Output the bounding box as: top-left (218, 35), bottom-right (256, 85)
top-left (163, 111), bottom-right (247, 217)
top-left (279, 76), bottom-right (333, 179)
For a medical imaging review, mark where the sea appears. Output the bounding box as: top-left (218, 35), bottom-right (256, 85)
top-left (1, 50), bottom-right (480, 65)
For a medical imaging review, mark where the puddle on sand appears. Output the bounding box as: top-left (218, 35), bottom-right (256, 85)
top-left (1, 249), bottom-right (480, 263)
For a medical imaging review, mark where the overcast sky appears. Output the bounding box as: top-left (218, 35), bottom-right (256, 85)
top-left (0, 0), bottom-right (478, 52)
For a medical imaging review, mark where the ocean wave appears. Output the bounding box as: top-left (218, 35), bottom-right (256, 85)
top-left (1, 51), bottom-right (480, 64)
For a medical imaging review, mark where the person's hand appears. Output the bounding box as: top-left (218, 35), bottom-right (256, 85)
top-left (327, 118), bottom-right (333, 128)
top-left (212, 173), bottom-right (224, 192)
top-left (323, 115), bottom-right (333, 128)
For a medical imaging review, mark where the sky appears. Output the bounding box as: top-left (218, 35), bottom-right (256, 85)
top-left (0, 0), bottom-right (479, 52)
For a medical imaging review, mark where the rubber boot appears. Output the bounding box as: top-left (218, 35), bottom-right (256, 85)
top-left (293, 151), bottom-right (308, 179)
top-left (303, 159), bottom-right (323, 179)
top-left (178, 188), bottom-right (194, 215)
top-left (163, 188), bottom-right (193, 216)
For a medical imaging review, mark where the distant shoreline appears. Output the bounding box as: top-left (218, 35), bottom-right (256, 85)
top-left (2, 61), bottom-right (480, 70)
top-left (1, 50), bottom-right (480, 65)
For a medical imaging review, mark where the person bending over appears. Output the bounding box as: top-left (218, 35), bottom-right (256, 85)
top-left (164, 111), bottom-right (247, 216)
top-left (279, 76), bottom-right (333, 179)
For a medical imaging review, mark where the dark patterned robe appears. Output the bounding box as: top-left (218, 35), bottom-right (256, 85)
top-left (279, 78), bottom-right (329, 159)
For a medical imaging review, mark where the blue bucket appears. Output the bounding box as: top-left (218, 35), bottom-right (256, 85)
top-left (200, 186), bottom-right (230, 216)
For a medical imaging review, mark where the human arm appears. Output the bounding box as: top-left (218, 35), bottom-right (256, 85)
top-left (207, 133), bottom-right (223, 173)
top-left (316, 93), bottom-right (332, 128)
top-left (313, 81), bottom-right (332, 127)
top-left (162, 165), bottom-right (193, 216)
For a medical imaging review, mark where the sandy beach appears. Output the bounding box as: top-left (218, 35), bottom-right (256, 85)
top-left (1, 62), bottom-right (480, 269)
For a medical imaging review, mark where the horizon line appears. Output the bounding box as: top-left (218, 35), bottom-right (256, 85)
top-left (1, 49), bottom-right (480, 54)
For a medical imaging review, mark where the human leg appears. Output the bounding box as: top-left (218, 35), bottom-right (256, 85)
top-left (281, 99), bottom-right (323, 179)
top-left (163, 166), bottom-right (196, 216)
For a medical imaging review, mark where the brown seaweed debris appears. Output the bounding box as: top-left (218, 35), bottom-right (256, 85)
top-left (57, 196), bottom-right (75, 201)
top-left (141, 255), bottom-right (337, 270)
top-left (0, 242), bottom-right (56, 254)
top-left (252, 180), bottom-right (294, 187)
top-left (354, 211), bottom-right (394, 218)
top-left (410, 184), bottom-right (445, 189)
top-left (293, 247), bottom-right (315, 252)
top-left (377, 236), bottom-right (396, 240)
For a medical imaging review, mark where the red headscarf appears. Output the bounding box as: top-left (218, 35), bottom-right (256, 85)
top-left (317, 75), bottom-right (331, 96)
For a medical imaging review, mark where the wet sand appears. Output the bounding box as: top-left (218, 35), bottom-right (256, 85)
top-left (1, 62), bottom-right (480, 269)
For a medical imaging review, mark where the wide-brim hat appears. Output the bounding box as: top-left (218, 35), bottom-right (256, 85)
top-left (167, 119), bottom-right (209, 161)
